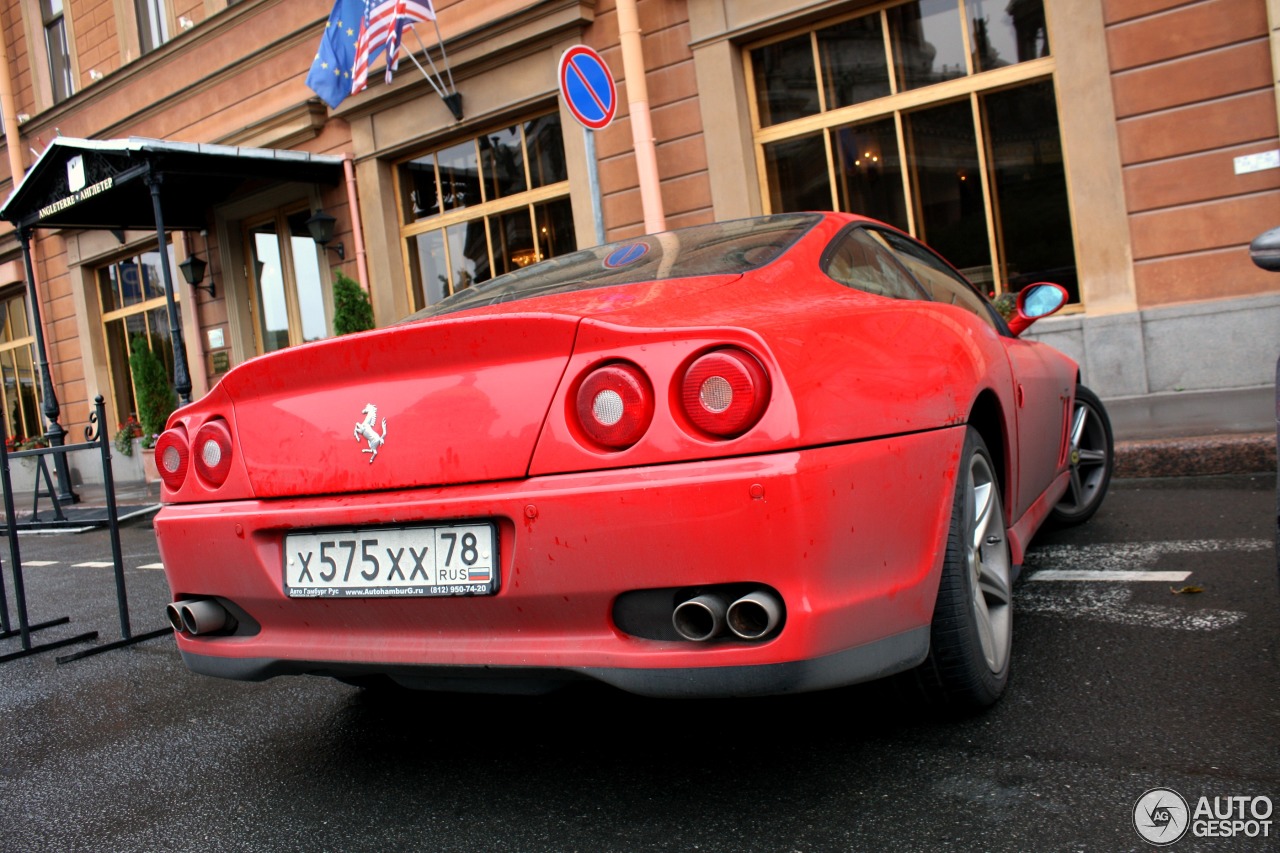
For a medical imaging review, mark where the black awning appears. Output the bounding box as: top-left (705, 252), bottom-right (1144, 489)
top-left (0, 137), bottom-right (345, 232)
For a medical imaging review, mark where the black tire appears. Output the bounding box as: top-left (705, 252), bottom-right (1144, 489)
top-left (909, 427), bottom-right (1013, 712)
top-left (1048, 384), bottom-right (1113, 526)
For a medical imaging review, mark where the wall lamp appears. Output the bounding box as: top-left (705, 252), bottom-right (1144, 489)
top-left (178, 254), bottom-right (215, 297)
top-left (305, 210), bottom-right (345, 260)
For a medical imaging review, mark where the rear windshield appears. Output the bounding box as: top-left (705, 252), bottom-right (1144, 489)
top-left (406, 213), bottom-right (821, 320)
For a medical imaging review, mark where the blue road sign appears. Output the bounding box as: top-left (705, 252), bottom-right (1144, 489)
top-left (558, 46), bottom-right (617, 131)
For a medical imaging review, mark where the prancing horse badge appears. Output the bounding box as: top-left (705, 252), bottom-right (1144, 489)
top-left (354, 403), bottom-right (387, 463)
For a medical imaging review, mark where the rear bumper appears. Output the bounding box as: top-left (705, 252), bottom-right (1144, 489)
top-left (156, 430), bottom-right (963, 697)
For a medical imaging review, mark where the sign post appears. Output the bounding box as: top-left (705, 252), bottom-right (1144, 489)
top-left (558, 46), bottom-right (617, 246)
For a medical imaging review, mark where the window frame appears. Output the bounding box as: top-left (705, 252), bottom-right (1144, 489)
top-left (394, 111), bottom-right (576, 313)
top-left (38, 0), bottom-right (74, 104)
top-left (0, 287), bottom-right (44, 444)
top-left (744, 0), bottom-right (1065, 303)
top-left (97, 245), bottom-right (182, 428)
top-left (242, 205), bottom-right (331, 355)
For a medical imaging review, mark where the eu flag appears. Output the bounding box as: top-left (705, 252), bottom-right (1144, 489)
top-left (306, 0), bottom-right (365, 109)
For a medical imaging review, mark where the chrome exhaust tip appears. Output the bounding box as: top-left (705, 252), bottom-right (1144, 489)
top-left (672, 593), bottom-right (727, 642)
top-left (727, 589), bottom-right (783, 640)
top-left (165, 602), bottom-right (185, 633)
top-left (177, 598), bottom-right (231, 636)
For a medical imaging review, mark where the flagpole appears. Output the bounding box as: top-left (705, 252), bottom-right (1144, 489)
top-left (429, 17), bottom-right (456, 92)
top-left (400, 44), bottom-right (447, 99)
top-left (409, 27), bottom-right (451, 94)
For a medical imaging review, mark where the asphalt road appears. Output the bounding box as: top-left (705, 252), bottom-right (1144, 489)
top-left (0, 474), bottom-right (1277, 852)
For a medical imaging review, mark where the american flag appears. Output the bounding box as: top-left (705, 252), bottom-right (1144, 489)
top-left (351, 0), bottom-right (436, 94)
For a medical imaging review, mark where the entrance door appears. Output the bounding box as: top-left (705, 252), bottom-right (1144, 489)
top-left (245, 208), bottom-right (329, 354)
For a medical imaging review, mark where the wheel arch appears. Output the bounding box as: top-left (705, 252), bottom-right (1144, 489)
top-left (967, 389), bottom-right (1008, 518)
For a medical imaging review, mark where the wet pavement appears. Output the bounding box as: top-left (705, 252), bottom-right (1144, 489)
top-left (0, 474), bottom-right (1277, 851)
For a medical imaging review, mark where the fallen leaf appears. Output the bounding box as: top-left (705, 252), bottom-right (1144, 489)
top-left (1170, 585), bottom-right (1204, 595)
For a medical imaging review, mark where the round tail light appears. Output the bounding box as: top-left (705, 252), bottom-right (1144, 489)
top-left (574, 362), bottom-right (654, 449)
top-left (192, 419), bottom-right (234, 486)
top-left (680, 349), bottom-right (770, 438)
top-left (153, 426), bottom-right (190, 491)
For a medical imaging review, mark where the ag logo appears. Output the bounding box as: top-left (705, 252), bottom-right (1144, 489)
top-left (1134, 787), bottom-right (1190, 846)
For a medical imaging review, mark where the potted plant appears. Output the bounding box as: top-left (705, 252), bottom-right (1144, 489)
top-left (332, 271), bottom-right (374, 335)
top-left (129, 335), bottom-right (176, 483)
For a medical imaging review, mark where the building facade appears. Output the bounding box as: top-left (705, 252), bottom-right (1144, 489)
top-left (0, 0), bottom-right (1275, 463)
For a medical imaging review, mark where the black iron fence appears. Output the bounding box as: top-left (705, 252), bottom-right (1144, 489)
top-left (0, 395), bottom-right (168, 663)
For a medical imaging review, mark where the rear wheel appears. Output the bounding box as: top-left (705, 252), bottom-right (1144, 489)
top-left (1049, 384), bottom-right (1113, 526)
top-left (911, 428), bottom-right (1012, 711)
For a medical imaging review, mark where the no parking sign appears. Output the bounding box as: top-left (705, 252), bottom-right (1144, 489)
top-left (558, 46), bottom-right (617, 131)
top-left (558, 45), bottom-right (615, 244)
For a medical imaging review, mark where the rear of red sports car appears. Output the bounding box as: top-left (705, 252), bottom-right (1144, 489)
top-left (155, 213), bottom-right (1067, 698)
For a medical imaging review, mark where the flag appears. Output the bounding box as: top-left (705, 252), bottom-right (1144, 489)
top-left (305, 0), bottom-right (365, 109)
top-left (352, 0), bottom-right (436, 94)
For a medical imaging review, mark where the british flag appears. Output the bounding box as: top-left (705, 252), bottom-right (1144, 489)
top-left (351, 0), bottom-right (436, 94)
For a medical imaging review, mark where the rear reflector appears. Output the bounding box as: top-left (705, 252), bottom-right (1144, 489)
top-left (154, 426), bottom-right (190, 491)
top-left (680, 349), bottom-right (770, 438)
top-left (193, 420), bottom-right (234, 486)
top-left (574, 362), bottom-right (654, 449)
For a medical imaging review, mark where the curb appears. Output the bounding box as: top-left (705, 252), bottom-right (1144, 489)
top-left (1116, 432), bottom-right (1277, 479)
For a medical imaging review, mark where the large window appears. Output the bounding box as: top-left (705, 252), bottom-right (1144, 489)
top-left (0, 290), bottom-right (43, 445)
top-left (98, 247), bottom-right (180, 428)
top-left (40, 0), bottom-right (73, 103)
top-left (749, 0), bottom-right (1074, 302)
top-left (245, 208), bottom-right (329, 354)
top-left (397, 112), bottom-right (577, 311)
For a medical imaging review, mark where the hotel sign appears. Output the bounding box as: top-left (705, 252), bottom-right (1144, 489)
top-left (38, 176), bottom-right (115, 220)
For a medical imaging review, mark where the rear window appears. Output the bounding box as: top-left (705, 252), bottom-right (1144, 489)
top-left (406, 214), bottom-right (821, 320)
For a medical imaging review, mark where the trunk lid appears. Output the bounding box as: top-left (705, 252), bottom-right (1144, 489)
top-left (218, 313), bottom-right (580, 498)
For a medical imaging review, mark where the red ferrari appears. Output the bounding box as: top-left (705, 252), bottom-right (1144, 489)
top-left (155, 212), bottom-right (1112, 709)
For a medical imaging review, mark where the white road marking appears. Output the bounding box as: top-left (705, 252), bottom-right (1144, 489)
top-left (1019, 538), bottom-right (1262, 631)
top-left (1029, 570), bottom-right (1191, 583)
top-left (72, 561), bottom-right (115, 568)
top-left (137, 563), bottom-right (165, 570)
top-left (1018, 586), bottom-right (1245, 631)
top-left (1024, 538), bottom-right (1271, 573)
top-left (21, 560), bottom-right (59, 566)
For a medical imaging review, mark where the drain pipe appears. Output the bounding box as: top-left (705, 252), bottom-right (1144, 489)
top-left (0, 23), bottom-right (25, 183)
top-left (343, 155), bottom-right (372, 300)
top-left (615, 0), bottom-right (665, 234)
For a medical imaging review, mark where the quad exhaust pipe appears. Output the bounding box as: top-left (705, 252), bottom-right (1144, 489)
top-left (166, 598), bottom-right (234, 636)
top-left (671, 587), bottom-right (783, 642)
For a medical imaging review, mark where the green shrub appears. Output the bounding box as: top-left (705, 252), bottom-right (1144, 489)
top-left (333, 270), bottom-right (375, 335)
top-left (129, 335), bottom-right (176, 439)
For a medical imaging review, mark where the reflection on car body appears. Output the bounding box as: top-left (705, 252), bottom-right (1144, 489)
top-left (155, 212), bottom-right (1112, 710)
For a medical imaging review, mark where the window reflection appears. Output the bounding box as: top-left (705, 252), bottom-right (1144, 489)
top-left (251, 225), bottom-right (290, 354)
top-left (480, 127), bottom-right (526, 202)
top-left (750, 0), bottom-right (1069, 301)
top-left (436, 140), bottom-right (480, 213)
top-left (399, 112), bottom-right (577, 309)
top-left (820, 14), bottom-right (891, 109)
top-left (0, 291), bottom-right (42, 442)
top-left (96, 245), bottom-right (182, 428)
top-left (765, 134), bottom-right (832, 212)
top-left (888, 0), bottom-right (969, 91)
top-left (982, 81), bottom-right (1076, 301)
top-left (904, 100), bottom-right (991, 281)
top-left (834, 118), bottom-right (908, 230)
top-left (752, 35), bottom-right (819, 126)
top-left (970, 0), bottom-right (1049, 72)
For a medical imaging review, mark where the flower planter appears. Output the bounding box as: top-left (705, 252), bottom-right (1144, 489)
top-left (140, 446), bottom-right (160, 484)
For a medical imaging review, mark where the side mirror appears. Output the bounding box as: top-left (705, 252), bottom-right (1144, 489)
top-left (1249, 226), bottom-right (1280, 272)
top-left (1006, 282), bottom-right (1069, 337)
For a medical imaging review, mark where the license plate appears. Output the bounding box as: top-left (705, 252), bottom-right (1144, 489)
top-left (284, 522), bottom-right (497, 598)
